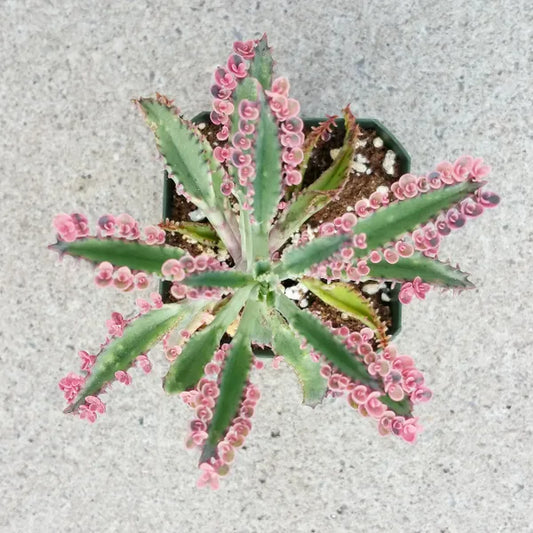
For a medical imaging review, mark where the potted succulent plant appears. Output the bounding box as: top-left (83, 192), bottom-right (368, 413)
top-left (50, 35), bottom-right (499, 489)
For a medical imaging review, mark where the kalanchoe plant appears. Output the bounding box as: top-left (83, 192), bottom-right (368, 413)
top-left (50, 35), bottom-right (499, 490)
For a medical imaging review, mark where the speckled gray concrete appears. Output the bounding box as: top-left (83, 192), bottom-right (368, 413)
top-left (1, 1), bottom-right (531, 532)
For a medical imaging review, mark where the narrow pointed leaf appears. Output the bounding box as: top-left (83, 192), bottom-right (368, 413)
top-left (354, 181), bottom-right (483, 257)
top-left (200, 300), bottom-right (256, 463)
top-left (271, 312), bottom-right (327, 407)
top-left (137, 98), bottom-right (219, 204)
top-left (248, 34), bottom-right (274, 90)
top-left (275, 234), bottom-right (351, 278)
top-left (65, 302), bottom-right (204, 413)
top-left (270, 108), bottom-right (359, 251)
top-left (300, 277), bottom-right (388, 343)
top-left (163, 287), bottom-right (253, 393)
top-left (275, 292), bottom-right (377, 386)
top-left (299, 115), bottom-right (339, 178)
top-left (50, 238), bottom-right (184, 274)
top-left (137, 98), bottom-right (241, 261)
top-left (249, 299), bottom-right (275, 346)
top-left (182, 270), bottom-right (255, 289)
top-left (252, 93), bottom-right (282, 228)
top-left (367, 253), bottom-right (474, 288)
top-left (172, 222), bottom-right (223, 248)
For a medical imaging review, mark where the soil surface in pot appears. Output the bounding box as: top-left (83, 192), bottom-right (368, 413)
top-left (161, 118), bottom-right (403, 339)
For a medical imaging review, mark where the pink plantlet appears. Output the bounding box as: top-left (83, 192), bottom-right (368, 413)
top-left (232, 132), bottom-right (252, 151)
top-left (233, 39), bottom-right (255, 59)
top-left (395, 241), bottom-right (414, 257)
top-left (281, 116), bottom-right (304, 134)
top-left (272, 355), bottom-right (282, 369)
top-left (369, 250), bottom-right (381, 263)
top-left (143, 225), bottom-right (166, 245)
top-left (284, 169), bottom-right (302, 186)
top-left (281, 147), bottom-right (303, 167)
top-left (231, 150), bottom-right (253, 168)
top-left (210, 84), bottom-right (232, 100)
top-left (238, 100), bottom-right (260, 121)
top-left (58, 372), bottom-right (85, 403)
top-left (446, 208), bottom-right (466, 229)
top-left (470, 157), bottom-right (491, 180)
top-left (460, 198), bottom-right (484, 218)
top-left (197, 462), bottom-right (220, 490)
top-left (116, 213), bottom-right (139, 239)
top-left (412, 276), bottom-right (431, 299)
top-left (399, 283), bottom-right (415, 304)
top-left (239, 119), bottom-right (255, 135)
top-left (135, 354), bottom-right (152, 374)
top-left (53, 213), bottom-right (79, 242)
top-left (78, 404), bottom-right (97, 423)
top-left (426, 170), bottom-right (442, 189)
top-left (399, 418), bottom-right (420, 443)
top-left (353, 233), bottom-right (367, 249)
top-left (115, 370), bottom-right (132, 385)
top-left (354, 199), bottom-right (372, 218)
top-left (364, 391), bottom-right (388, 419)
top-left (161, 258), bottom-right (185, 280)
top-left (452, 155), bottom-right (473, 182)
top-left (165, 345), bottom-right (182, 362)
top-left (113, 266), bottom-right (134, 291)
top-left (134, 272), bottom-right (150, 290)
top-left (95, 261), bottom-right (114, 287)
top-left (384, 248), bottom-right (399, 264)
top-left (97, 214), bottom-right (116, 237)
top-left (85, 395), bottom-right (106, 414)
top-left (434, 161), bottom-right (454, 185)
top-left (79, 350), bottom-right (96, 373)
top-left (216, 125), bottom-right (230, 141)
top-left (214, 67), bottom-right (237, 90)
top-left (476, 190), bottom-right (500, 208)
top-left (106, 312), bottom-right (126, 337)
top-left (213, 98), bottom-right (235, 116)
top-left (150, 292), bottom-right (163, 308)
top-left (227, 54), bottom-right (247, 78)
top-left (398, 174), bottom-right (419, 198)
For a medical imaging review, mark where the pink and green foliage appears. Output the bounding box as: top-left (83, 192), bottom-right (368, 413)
top-left (50, 35), bottom-right (499, 489)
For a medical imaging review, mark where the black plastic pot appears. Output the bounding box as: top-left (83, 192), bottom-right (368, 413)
top-left (161, 113), bottom-right (410, 339)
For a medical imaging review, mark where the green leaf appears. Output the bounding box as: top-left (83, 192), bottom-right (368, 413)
top-left (137, 98), bottom-right (219, 204)
top-left (182, 270), bottom-right (255, 289)
top-left (379, 395), bottom-right (411, 416)
top-left (137, 98), bottom-right (241, 262)
top-left (65, 302), bottom-right (204, 413)
top-left (248, 34), bottom-right (274, 90)
top-left (200, 300), bottom-right (256, 463)
top-left (300, 277), bottom-right (387, 343)
top-left (353, 181), bottom-right (483, 257)
top-left (271, 312), bottom-right (327, 407)
top-left (270, 107), bottom-right (359, 251)
top-left (173, 222), bottom-right (223, 248)
top-left (252, 93), bottom-right (282, 228)
top-left (275, 292), bottom-right (377, 387)
top-left (275, 234), bottom-right (351, 279)
top-left (50, 238), bottom-right (184, 274)
top-left (163, 287), bottom-right (253, 393)
top-left (367, 253), bottom-right (474, 288)
top-left (249, 299), bottom-right (275, 346)
top-left (299, 115), bottom-right (339, 178)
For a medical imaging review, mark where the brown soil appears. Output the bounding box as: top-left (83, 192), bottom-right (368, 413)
top-left (161, 115), bottom-right (402, 338)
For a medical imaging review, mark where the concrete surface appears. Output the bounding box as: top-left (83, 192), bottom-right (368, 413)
top-left (1, 0), bottom-right (531, 532)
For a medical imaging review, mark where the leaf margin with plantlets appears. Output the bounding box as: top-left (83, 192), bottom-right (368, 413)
top-left (65, 301), bottom-right (207, 413)
top-left (50, 237), bottom-right (185, 274)
top-left (199, 298), bottom-right (258, 463)
top-left (367, 253), bottom-right (475, 289)
top-left (163, 286), bottom-right (254, 394)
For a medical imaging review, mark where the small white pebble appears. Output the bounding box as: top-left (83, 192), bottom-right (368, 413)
top-left (377, 185), bottom-right (389, 195)
top-left (285, 284), bottom-right (307, 301)
top-left (355, 139), bottom-right (367, 148)
top-left (330, 148), bottom-right (340, 160)
top-left (198, 123), bottom-right (206, 129)
top-left (352, 161), bottom-right (367, 173)
top-left (346, 206), bottom-right (354, 212)
top-left (373, 136), bottom-right (384, 148)
top-left (381, 293), bottom-right (391, 302)
top-left (189, 208), bottom-right (206, 222)
top-left (356, 154), bottom-right (369, 164)
top-left (366, 168), bottom-right (372, 174)
top-left (217, 249), bottom-right (229, 262)
top-left (299, 298), bottom-right (309, 309)
top-left (341, 312), bottom-right (349, 320)
top-left (362, 282), bottom-right (382, 295)
top-left (383, 150), bottom-right (396, 175)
